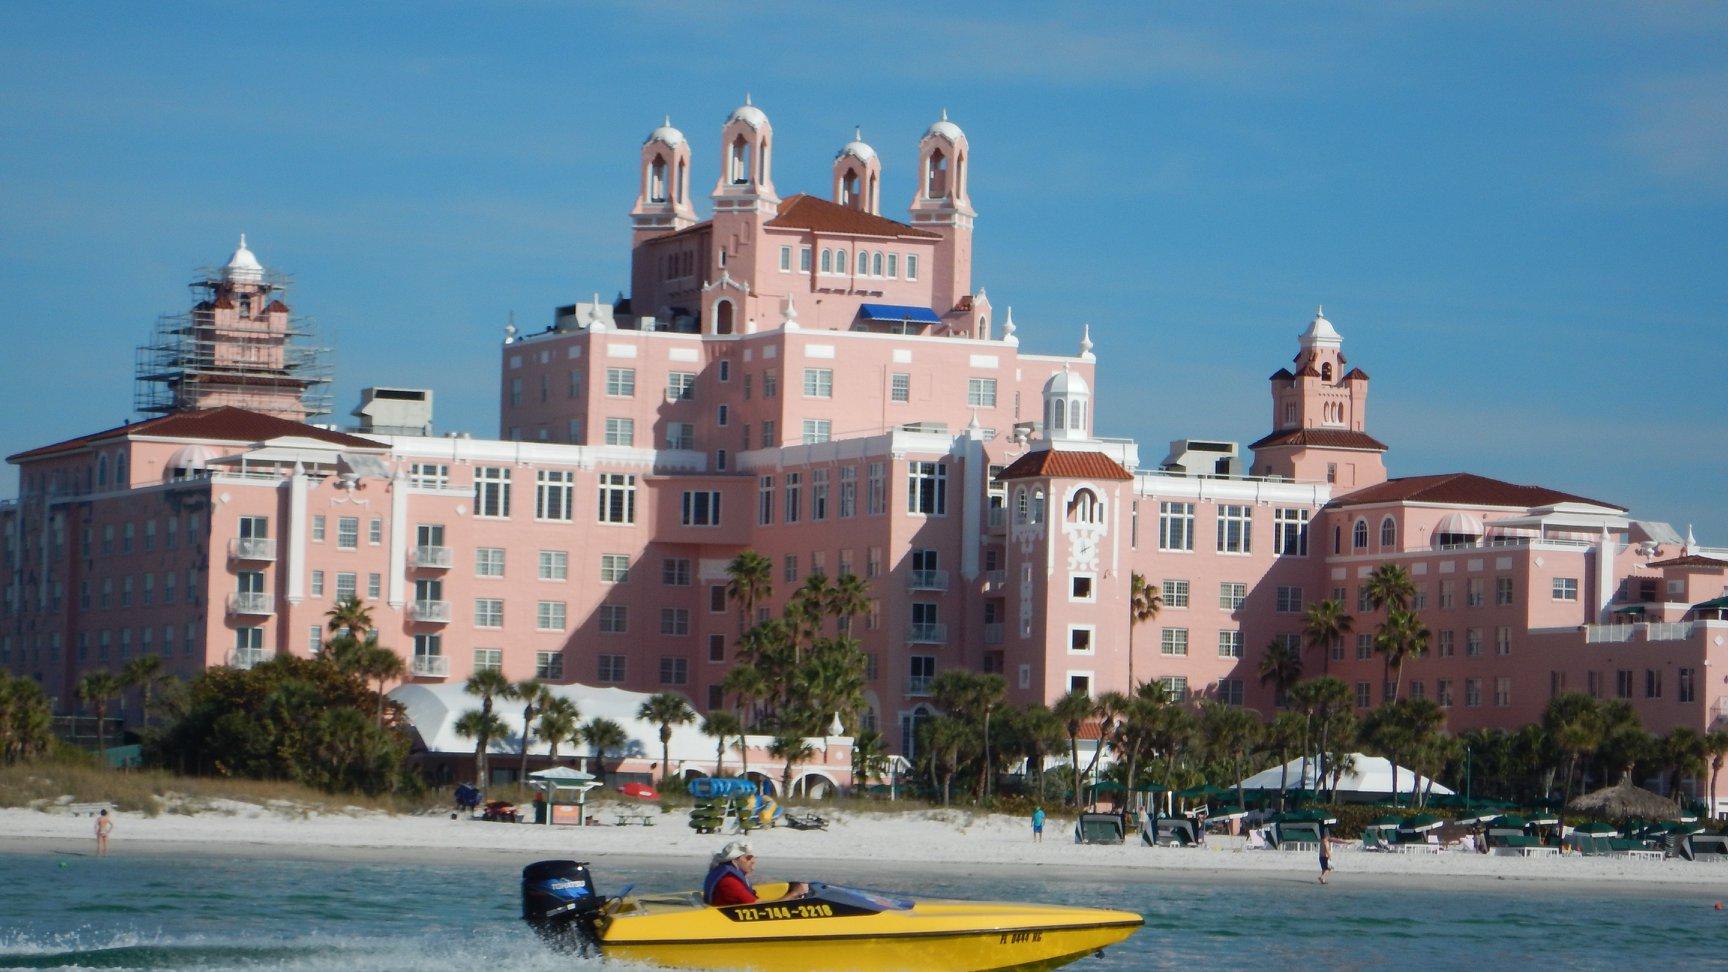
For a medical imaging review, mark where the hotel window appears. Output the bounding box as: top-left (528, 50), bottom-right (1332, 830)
top-left (784, 472), bottom-right (802, 523)
top-left (597, 473), bottom-right (637, 524)
top-left (604, 417), bottom-right (635, 446)
top-left (1380, 517), bottom-right (1397, 549)
top-left (779, 245), bottom-right (791, 271)
top-left (335, 572), bottom-right (358, 602)
top-left (310, 571), bottom-right (325, 597)
top-left (1437, 679), bottom-right (1453, 708)
top-left (758, 476), bottom-right (775, 525)
top-left (802, 419), bottom-right (832, 444)
top-left (1071, 575), bottom-right (1094, 600)
top-left (597, 654), bottom-right (626, 682)
top-left (799, 246), bottom-right (811, 271)
top-left (1587, 670), bottom-right (1603, 698)
top-left (1438, 580), bottom-right (1455, 609)
top-left (867, 547), bottom-right (883, 578)
top-left (410, 463), bottom-right (450, 488)
top-left (605, 367), bottom-right (636, 397)
top-left (708, 633), bottom-right (726, 662)
top-left (890, 373), bottom-right (911, 403)
top-left (1218, 630), bottom-right (1242, 658)
top-left (867, 462), bottom-right (886, 515)
top-left (803, 368), bottom-right (834, 398)
top-left (660, 608), bottom-right (690, 637)
top-left (1465, 628), bottom-right (1482, 656)
top-left (538, 550), bottom-right (568, 581)
top-left (536, 470), bottom-right (574, 521)
top-left (472, 648), bottom-right (503, 673)
top-left (366, 572), bottom-right (381, 599)
top-left (474, 467), bottom-right (511, 518)
top-left (659, 657), bottom-right (689, 685)
top-left (337, 516), bottom-right (360, 549)
top-left (600, 554), bottom-right (630, 583)
top-left (1465, 678), bottom-right (1482, 708)
top-left (1275, 586), bottom-right (1304, 613)
top-left (475, 547), bottom-right (505, 577)
top-left (907, 462), bottom-right (947, 515)
top-left (1645, 669), bottom-right (1662, 699)
top-left (1355, 682), bottom-right (1372, 708)
top-left (763, 370), bottom-right (778, 398)
top-left (1273, 508), bottom-right (1309, 556)
top-left (661, 558), bottom-right (692, 586)
top-left (870, 251), bottom-right (882, 276)
top-left (716, 449), bottom-right (728, 471)
top-left (1216, 505), bottom-right (1252, 554)
top-left (665, 422), bottom-right (695, 450)
top-left (820, 249), bottom-right (832, 273)
top-left (1356, 633), bottom-right (1374, 660)
top-left (1352, 519), bottom-right (1368, 550)
top-left (1070, 626), bottom-right (1096, 653)
top-left (1408, 680), bottom-right (1425, 701)
top-left (1495, 576), bottom-right (1514, 606)
top-left (681, 490), bottom-right (721, 526)
top-left (1219, 581), bottom-right (1247, 610)
top-left (666, 372), bottom-right (696, 401)
top-left (509, 377), bottom-right (522, 406)
top-left (1680, 667), bottom-right (1696, 703)
top-left (717, 405), bottom-right (730, 428)
top-left (709, 585), bottom-right (727, 613)
top-left (536, 601), bottom-right (566, 631)
top-left (967, 378), bottom-right (998, 407)
top-left (1494, 677), bottom-right (1511, 707)
top-left (1495, 626), bottom-right (1511, 655)
top-left (811, 469), bottom-right (830, 521)
top-left (1161, 579), bottom-right (1190, 608)
top-left (1158, 676), bottom-right (1189, 703)
top-left (1437, 630), bottom-right (1455, 657)
top-left (783, 555), bottom-right (799, 582)
top-left (887, 253), bottom-right (898, 277)
top-left (474, 598), bottom-right (504, 629)
top-left (1615, 669), bottom-right (1633, 699)
top-left (906, 254), bottom-right (919, 279)
top-left (568, 370), bottom-right (581, 399)
top-left (838, 467), bottom-right (857, 517)
top-left (366, 517), bottom-right (382, 545)
top-left (760, 419), bottom-right (774, 445)
top-left (1552, 577), bottom-right (1579, 601)
top-left (536, 651), bottom-right (564, 680)
top-left (1160, 628), bottom-right (1189, 656)
top-left (1466, 577), bottom-right (1485, 607)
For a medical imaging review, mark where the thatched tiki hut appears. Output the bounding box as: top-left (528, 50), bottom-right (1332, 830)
top-left (1567, 781), bottom-right (1680, 819)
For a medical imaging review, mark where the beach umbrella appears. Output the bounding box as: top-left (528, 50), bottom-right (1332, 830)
top-left (1656, 820), bottom-right (1705, 836)
top-left (1089, 781), bottom-right (1126, 794)
top-left (1399, 813), bottom-right (1444, 833)
top-left (1366, 815), bottom-right (1403, 831)
top-left (1572, 821), bottom-right (1618, 837)
top-left (1208, 803), bottom-right (1250, 820)
top-left (1492, 814), bottom-right (1529, 830)
top-left (1135, 781), bottom-right (1171, 793)
top-left (1568, 782), bottom-right (1680, 819)
top-left (1178, 784), bottom-right (1227, 799)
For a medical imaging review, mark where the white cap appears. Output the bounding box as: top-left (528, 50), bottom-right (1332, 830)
top-left (728, 94), bottom-right (768, 130)
top-left (715, 840), bottom-right (754, 864)
top-left (223, 234), bottom-right (264, 284)
top-left (837, 127), bottom-right (876, 162)
top-left (925, 108), bottom-right (965, 142)
top-left (646, 115), bottom-right (685, 147)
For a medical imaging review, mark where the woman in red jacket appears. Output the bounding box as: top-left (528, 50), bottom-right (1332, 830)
top-left (702, 841), bottom-right (809, 905)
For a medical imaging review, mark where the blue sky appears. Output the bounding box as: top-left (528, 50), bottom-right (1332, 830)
top-left (2, 2), bottom-right (1723, 537)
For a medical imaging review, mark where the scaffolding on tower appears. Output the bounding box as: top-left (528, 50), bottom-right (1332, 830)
top-left (133, 264), bottom-right (332, 421)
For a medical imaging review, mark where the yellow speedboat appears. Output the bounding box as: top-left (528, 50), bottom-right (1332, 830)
top-left (522, 860), bottom-right (1143, 971)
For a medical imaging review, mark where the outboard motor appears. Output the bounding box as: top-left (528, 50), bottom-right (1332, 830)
top-left (522, 860), bottom-right (607, 955)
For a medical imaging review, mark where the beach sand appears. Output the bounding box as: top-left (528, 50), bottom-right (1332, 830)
top-left (5, 802), bottom-right (1725, 894)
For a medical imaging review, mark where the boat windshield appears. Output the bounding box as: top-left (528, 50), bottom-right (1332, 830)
top-left (804, 883), bottom-right (915, 913)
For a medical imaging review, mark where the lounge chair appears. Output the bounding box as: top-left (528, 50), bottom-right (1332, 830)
top-left (1076, 812), bottom-right (1125, 845)
top-left (1271, 822), bottom-right (1322, 851)
top-left (783, 811), bottom-right (827, 831)
top-left (1679, 834), bottom-right (1728, 862)
top-left (1362, 831), bottom-right (1392, 852)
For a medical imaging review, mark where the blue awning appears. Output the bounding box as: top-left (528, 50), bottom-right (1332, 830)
top-left (857, 303), bottom-right (941, 324)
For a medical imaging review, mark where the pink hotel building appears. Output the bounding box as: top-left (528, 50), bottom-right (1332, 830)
top-left (4, 101), bottom-right (1727, 800)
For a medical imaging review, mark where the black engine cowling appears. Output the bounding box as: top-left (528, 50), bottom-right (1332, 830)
top-left (522, 860), bottom-right (606, 955)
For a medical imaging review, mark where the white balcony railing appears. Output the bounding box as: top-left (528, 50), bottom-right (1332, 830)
top-left (1584, 621), bottom-right (1699, 644)
top-left (226, 592), bottom-right (275, 615)
top-left (230, 647), bottom-right (274, 670)
top-left (229, 537), bottom-right (277, 561)
top-left (983, 622), bottom-right (1005, 645)
top-left (983, 570), bottom-right (1007, 590)
top-left (1646, 622), bottom-right (1696, 641)
top-left (906, 675), bottom-right (934, 696)
top-left (907, 569), bottom-right (950, 592)
top-left (1583, 624), bottom-right (1636, 644)
top-left (1713, 699), bottom-right (1728, 729)
top-left (410, 599), bottom-right (452, 623)
top-left (987, 507), bottom-right (1006, 529)
top-left (411, 654), bottom-right (450, 677)
top-left (412, 545), bottom-right (453, 568)
top-left (908, 622), bottom-right (948, 644)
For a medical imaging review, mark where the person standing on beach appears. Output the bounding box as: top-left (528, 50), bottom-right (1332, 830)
top-left (94, 809), bottom-right (112, 857)
top-left (1031, 806), bottom-right (1046, 843)
top-left (1318, 834), bottom-right (1342, 884)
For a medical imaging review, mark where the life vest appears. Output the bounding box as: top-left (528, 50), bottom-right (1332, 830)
top-left (703, 861), bottom-right (753, 905)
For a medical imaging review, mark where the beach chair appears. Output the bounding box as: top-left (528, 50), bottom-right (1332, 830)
top-left (1076, 812), bottom-right (1125, 845)
top-left (1679, 834), bottom-right (1728, 862)
top-left (1246, 828), bottom-right (1271, 850)
top-left (1271, 822), bottom-right (1322, 851)
top-left (1362, 831), bottom-right (1392, 852)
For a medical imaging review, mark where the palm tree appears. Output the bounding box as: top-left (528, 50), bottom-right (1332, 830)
top-left (918, 717), bottom-right (972, 805)
top-left (1127, 572), bottom-right (1162, 690)
top-left (1302, 599), bottom-right (1353, 676)
top-left (76, 670), bottom-right (125, 761)
top-left (1663, 727), bottom-right (1708, 803)
top-left (1257, 638), bottom-right (1303, 708)
top-left (582, 717), bottom-right (628, 784)
top-left (1052, 689), bottom-right (1096, 807)
top-left (722, 663), bottom-right (771, 741)
top-left (358, 639), bottom-right (406, 726)
top-left (1542, 692), bottom-right (1602, 806)
top-left (1300, 677), bottom-right (1353, 799)
top-left (769, 730), bottom-right (815, 799)
top-left (1260, 711), bottom-right (1307, 808)
top-left (725, 551), bottom-right (774, 634)
top-left (1364, 563), bottom-right (1416, 615)
top-left (638, 692), bottom-right (698, 787)
top-left (1199, 702), bottom-right (1261, 810)
top-left (702, 711), bottom-right (744, 776)
top-left (1, 674), bottom-right (55, 765)
top-left (1016, 704), bottom-right (1066, 803)
top-left (932, 670), bottom-right (1006, 800)
top-left (1373, 609), bottom-right (1430, 701)
top-left (849, 728), bottom-right (889, 792)
top-left (1078, 692), bottom-right (1130, 807)
top-left (120, 655), bottom-right (165, 726)
top-left (826, 572), bottom-right (871, 635)
top-left (325, 595), bottom-right (375, 638)
top-left (514, 680), bottom-right (553, 782)
top-left (536, 697), bottom-right (581, 763)
top-left (1704, 730), bottom-right (1728, 812)
top-left (463, 668), bottom-right (514, 786)
top-left (1363, 698), bottom-right (1445, 805)
top-left (454, 708), bottom-right (507, 790)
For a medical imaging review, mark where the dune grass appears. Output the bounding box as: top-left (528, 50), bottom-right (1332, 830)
top-left (0, 759), bottom-right (442, 818)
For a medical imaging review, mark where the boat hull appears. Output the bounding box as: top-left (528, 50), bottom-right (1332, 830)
top-left (606, 921), bottom-right (1140, 971)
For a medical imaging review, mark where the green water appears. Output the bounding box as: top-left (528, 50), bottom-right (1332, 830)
top-left (1, 851), bottom-right (1723, 969)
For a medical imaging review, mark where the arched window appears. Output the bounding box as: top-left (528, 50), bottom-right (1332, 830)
top-left (1015, 487), bottom-right (1029, 524)
top-left (649, 155), bottom-right (667, 202)
top-left (857, 250), bottom-right (868, 275)
top-left (1032, 489), bottom-right (1046, 524)
top-left (842, 170), bottom-right (858, 206)
top-left (872, 252), bottom-right (883, 276)
top-left (1072, 402), bottom-right (1086, 433)
top-left (714, 300), bottom-right (734, 335)
top-left (820, 249), bottom-right (832, 273)
top-left (927, 149), bottom-right (948, 197)
top-left (96, 455), bottom-right (107, 487)
top-left (1333, 525), bottom-right (1342, 554)
top-left (115, 453), bottom-right (126, 486)
top-left (1067, 488), bottom-right (1102, 524)
top-left (1284, 402), bottom-right (1297, 425)
top-left (1353, 518), bottom-right (1369, 550)
top-left (1052, 399), bottom-right (1066, 430)
top-left (676, 159), bottom-right (686, 202)
top-left (1380, 516), bottom-right (1397, 550)
top-left (1321, 362), bottom-right (1333, 381)
top-left (731, 135), bottom-right (751, 185)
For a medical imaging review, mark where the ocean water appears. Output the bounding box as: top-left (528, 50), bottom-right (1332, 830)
top-left (1, 850), bottom-right (1723, 970)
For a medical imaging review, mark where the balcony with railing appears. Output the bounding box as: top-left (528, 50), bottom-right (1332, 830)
top-left (1713, 698), bottom-right (1728, 729)
top-left (986, 506), bottom-right (1006, 533)
top-left (411, 654), bottom-right (450, 677)
top-left (230, 647), bottom-right (274, 669)
top-left (229, 537), bottom-right (277, 561)
top-left (226, 591), bottom-right (275, 615)
top-left (983, 622), bottom-right (1005, 645)
top-left (1584, 621), bottom-right (1698, 644)
top-left (906, 675), bottom-right (933, 696)
top-left (983, 569), bottom-right (1007, 592)
top-left (907, 622), bottom-right (948, 644)
top-left (907, 569), bottom-right (950, 592)
top-left (410, 599), bottom-right (452, 623)
top-left (412, 545), bottom-right (453, 569)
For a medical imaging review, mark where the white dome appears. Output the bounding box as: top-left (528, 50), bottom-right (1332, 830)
top-left (1043, 366), bottom-right (1091, 397)
top-left (924, 109), bottom-right (965, 142)
top-left (727, 96), bottom-right (768, 130)
top-left (1300, 305), bottom-right (1341, 347)
top-left (645, 116), bottom-right (685, 147)
top-left (837, 127), bottom-right (876, 163)
top-left (223, 234), bottom-right (264, 284)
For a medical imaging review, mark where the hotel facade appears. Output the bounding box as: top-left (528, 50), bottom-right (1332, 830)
top-left (4, 101), bottom-right (1725, 801)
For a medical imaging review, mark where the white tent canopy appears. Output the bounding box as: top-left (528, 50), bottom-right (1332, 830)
top-left (1236, 754), bottom-right (1453, 798)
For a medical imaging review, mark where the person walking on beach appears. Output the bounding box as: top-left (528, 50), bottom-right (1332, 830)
top-left (1031, 806), bottom-right (1046, 843)
top-left (94, 809), bottom-right (113, 857)
top-left (1317, 834), bottom-right (1343, 884)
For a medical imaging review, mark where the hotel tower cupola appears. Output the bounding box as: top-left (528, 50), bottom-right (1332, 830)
top-left (712, 95), bottom-right (777, 209)
top-left (1043, 364), bottom-right (1092, 443)
top-left (223, 234), bottom-right (264, 285)
top-left (833, 127), bottom-right (881, 214)
top-left (631, 115), bottom-right (696, 239)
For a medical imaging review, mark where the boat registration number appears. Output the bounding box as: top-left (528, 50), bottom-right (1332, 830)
top-left (721, 902), bottom-right (838, 922)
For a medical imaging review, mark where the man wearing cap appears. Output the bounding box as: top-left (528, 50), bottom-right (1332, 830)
top-left (702, 841), bottom-right (809, 906)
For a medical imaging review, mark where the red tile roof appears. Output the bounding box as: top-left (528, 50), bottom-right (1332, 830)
top-left (264, 299), bottom-right (290, 314)
top-left (765, 194), bottom-right (941, 240)
top-left (8, 407), bottom-right (382, 462)
top-left (1648, 554), bottom-right (1728, 570)
top-left (1329, 472), bottom-right (1624, 511)
top-left (1248, 427), bottom-right (1388, 451)
top-left (996, 449), bottom-right (1134, 481)
top-left (1343, 367), bottom-right (1369, 381)
top-left (1269, 368), bottom-right (1296, 381)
